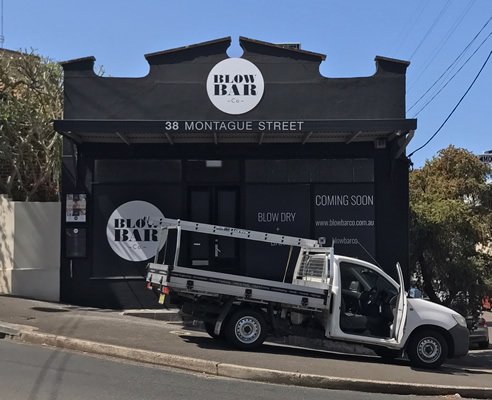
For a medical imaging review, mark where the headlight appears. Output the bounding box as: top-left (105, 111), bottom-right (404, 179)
top-left (452, 314), bottom-right (467, 328)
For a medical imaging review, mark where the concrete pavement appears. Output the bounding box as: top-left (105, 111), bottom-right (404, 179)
top-left (1, 295), bottom-right (491, 398)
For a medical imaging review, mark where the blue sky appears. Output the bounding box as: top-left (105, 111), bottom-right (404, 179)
top-left (3, 0), bottom-right (491, 168)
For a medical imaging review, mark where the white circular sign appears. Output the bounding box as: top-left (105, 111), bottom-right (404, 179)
top-left (106, 200), bottom-right (166, 262)
top-left (206, 58), bottom-right (264, 115)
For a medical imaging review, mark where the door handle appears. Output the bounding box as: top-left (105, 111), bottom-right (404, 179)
top-left (215, 243), bottom-right (221, 257)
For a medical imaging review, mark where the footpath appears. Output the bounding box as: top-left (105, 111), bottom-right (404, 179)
top-left (1, 295), bottom-right (491, 399)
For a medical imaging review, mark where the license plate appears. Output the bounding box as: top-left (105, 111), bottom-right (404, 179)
top-left (158, 294), bottom-right (165, 304)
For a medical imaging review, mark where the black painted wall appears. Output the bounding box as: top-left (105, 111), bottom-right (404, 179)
top-left (59, 37), bottom-right (412, 309)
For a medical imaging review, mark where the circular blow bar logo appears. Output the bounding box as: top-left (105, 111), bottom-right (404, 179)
top-left (106, 200), bottom-right (166, 262)
top-left (207, 58), bottom-right (264, 115)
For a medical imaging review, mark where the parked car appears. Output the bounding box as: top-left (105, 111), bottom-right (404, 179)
top-left (467, 316), bottom-right (489, 349)
top-left (483, 297), bottom-right (491, 311)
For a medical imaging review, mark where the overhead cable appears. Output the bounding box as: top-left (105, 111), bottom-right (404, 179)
top-left (388, 1), bottom-right (426, 56)
top-left (407, 0), bottom-right (477, 93)
top-left (412, 32), bottom-right (491, 117)
top-left (407, 17), bottom-right (491, 113)
top-left (409, 0), bottom-right (452, 61)
top-left (408, 51), bottom-right (491, 158)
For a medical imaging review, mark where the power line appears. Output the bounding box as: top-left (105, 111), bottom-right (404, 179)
top-left (408, 51), bottom-right (492, 158)
top-left (409, 0), bottom-right (452, 61)
top-left (388, 1), bottom-right (426, 56)
top-left (407, 17), bottom-right (491, 113)
top-left (407, 0), bottom-right (477, 93)
top-left (412, 32), bottom-right (491, 117)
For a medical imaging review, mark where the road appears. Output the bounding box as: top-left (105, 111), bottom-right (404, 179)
top-left (0, 339), bottom-right (465, 400)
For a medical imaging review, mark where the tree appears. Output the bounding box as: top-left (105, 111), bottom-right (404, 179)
top-left (410, 145), bottom-right (492, 317)
top-left (0, 49), bottom-right (63, 201)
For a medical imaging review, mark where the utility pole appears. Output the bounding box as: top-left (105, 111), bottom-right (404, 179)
top-left (0, 0), bottom-right (4, 49)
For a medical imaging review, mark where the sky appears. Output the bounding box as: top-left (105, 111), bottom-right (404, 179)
top-left (2, 0), bottom-right (491, 168)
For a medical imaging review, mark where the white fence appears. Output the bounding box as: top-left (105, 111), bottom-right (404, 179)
top-left (0, 195), bottom-right (60, 302)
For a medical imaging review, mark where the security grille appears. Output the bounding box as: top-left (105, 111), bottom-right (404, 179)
top-left (298, 254), bottom-right (327, 280)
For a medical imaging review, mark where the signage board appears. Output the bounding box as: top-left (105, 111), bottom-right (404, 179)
top-left (207, 58), bottom-right (264, 115)
top-left (479, 154), bottom-right (492, 163)
top-left (106, 200), bottom-right (166, 262)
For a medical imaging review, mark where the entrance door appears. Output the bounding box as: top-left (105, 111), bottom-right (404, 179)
top-left (188, 187), bottom-right (240, 274)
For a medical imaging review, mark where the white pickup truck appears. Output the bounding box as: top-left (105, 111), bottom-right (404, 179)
top-left (146, 219), bottom-right (469, 369)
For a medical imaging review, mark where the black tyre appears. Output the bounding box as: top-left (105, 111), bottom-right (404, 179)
top-left (225, 308), bottom-right (268, 350)
top-left (204, 321), bottom-right (226, 341)
top-left (407, 330), bottom-right (448, 369)
top-left (477, 340), bottom-right (489, 349)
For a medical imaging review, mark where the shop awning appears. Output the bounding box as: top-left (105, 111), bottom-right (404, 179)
top-left (54, 119), bottom-right (416, 146)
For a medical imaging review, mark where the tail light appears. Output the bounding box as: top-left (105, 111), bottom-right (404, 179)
top-left (478, 318), bottom-right (486, 327)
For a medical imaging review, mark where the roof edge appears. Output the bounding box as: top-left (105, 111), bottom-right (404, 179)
top-left (60, 56), bottom-right (96, 66)
top-left (374, 56), bottom-right (410, 66)
top-left (144, 37), bottom-right (231, 59)
top-left (239, 36), bottom-right (327, 61)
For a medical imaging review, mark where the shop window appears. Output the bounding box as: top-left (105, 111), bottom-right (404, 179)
top-left (288, 160), bottom-right (310, 182)
top-left (186, 160), bottom-right (240, 183)
top-left (309, 159), bottom-right (332, 182)
top-left (95, 160), bottom-right (181, 183)
top-left (331, 159), bottom-right (353, 182)
top-left (353, 159), bottom-right (374, 182)
top-left (245, 159), bottom-right (374, 183)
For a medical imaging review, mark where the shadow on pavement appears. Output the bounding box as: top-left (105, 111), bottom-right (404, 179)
top-left (31, 307), bottom-right (70, 313)
top-left (180, 332), bottom-right (492, 376)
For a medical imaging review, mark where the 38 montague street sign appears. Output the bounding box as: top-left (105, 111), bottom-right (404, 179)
top-left (162, 120), bottom-right (305, 132)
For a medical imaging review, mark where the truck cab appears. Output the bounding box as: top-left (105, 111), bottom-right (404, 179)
top-left (290, 248), bottom-right (469, 368)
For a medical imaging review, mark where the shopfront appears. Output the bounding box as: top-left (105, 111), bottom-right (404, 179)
top-left (55, 37), bottom-right (416, 309)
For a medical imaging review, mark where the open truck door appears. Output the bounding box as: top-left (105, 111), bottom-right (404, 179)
top-left (390, 262), bottom-right (407, 343)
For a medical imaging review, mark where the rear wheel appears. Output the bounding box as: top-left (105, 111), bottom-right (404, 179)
top-left (407, 330), bottom-right (448, 369)
top-left (225, 308), bottom-right (267, 350)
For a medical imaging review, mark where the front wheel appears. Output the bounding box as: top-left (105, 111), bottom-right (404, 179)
top-left (407, 330), bottom-right (448, 369)
top-left (225, 308), bottom-right (268, 350)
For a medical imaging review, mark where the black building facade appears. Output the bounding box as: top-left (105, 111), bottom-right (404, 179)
top-left (55, 37), bottom-right (416, 309)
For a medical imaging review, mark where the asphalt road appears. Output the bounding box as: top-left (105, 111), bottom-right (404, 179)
top-left (0, 340), bottom-right (475, 400)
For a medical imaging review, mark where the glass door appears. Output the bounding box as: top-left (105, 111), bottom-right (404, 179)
top-left (188, 186), bottom-right (240, 274)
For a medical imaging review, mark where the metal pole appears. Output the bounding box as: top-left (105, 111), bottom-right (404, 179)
top-left (0, 0), bottom-right (4, 48)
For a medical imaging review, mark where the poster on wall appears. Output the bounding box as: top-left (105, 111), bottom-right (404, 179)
top-left (314, 184), bottom-right (375, 261)
top-left (92, 184), bottom-right (182, 278)
top-left (66, 194), bottom-right (87, 222)
top-left (244, 184), bottom-right (311, 281)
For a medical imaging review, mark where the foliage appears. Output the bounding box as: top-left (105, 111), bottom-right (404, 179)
top-left (0, 49), bottom-right (63, 201)
top-left (410, 145), bottom-right (492, 317)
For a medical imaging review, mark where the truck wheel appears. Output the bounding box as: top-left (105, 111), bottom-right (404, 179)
top-left (225, 308), bottom-right (267, 350)
top-left (204, 321), bottom-right (226, 341)
top-left (407, 330), bottom-right (448, 369)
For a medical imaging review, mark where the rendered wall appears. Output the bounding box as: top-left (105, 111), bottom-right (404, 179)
top-left (0, 195), bottom-right (60, 301)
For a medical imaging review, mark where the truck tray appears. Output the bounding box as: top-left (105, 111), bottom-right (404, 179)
top-left (147, 263), bottom-right (329, 311)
